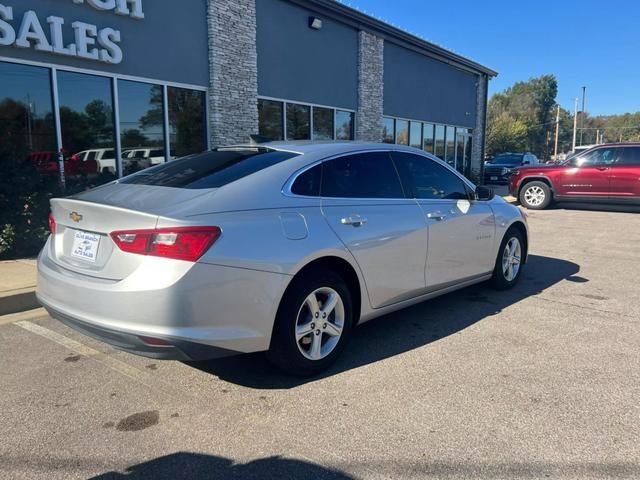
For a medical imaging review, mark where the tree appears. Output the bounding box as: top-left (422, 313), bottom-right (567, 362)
top-left (487, 112), bottom-right (528, 155)
top-left (487, 75), bottom-right (558, 158)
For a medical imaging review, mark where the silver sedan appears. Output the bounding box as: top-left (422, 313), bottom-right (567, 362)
top-left (37, 142), bottom-right (529, 376)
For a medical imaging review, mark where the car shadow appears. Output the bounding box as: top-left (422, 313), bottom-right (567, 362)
top-left (187, 254), bottom-right (580, 389)
top-left (91, 452), bottom-right (353, 479)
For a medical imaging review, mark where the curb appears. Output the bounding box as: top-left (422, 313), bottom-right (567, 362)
top-left (0, 288), bottom-right (40, 317)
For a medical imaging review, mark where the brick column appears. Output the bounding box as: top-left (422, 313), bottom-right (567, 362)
top-left (207, 0), bottom-right (259, 146)
top-left (470, 74), bottom-right (488, 183)
top-left (356, 30), bottom-right (384, 142)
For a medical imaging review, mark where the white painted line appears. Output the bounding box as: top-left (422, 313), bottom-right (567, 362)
top-left (14, 321), bottom-right (153, 384)
top-left (0, 308), bottom-right (48, 326)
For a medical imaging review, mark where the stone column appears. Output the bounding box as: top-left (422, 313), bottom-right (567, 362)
top-left (470, 74), bottom-right (488, 183)
top-left (207, 0), bottom-right (259, 146)
top-left (356, 30), bottom-right (384, 142)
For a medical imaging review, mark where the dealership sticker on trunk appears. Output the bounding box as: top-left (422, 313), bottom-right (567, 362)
top-left (71, 231), bottom-right (101, 263)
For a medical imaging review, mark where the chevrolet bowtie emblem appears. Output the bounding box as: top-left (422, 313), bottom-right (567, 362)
top-left (69, 211), bottom-right (83, 223)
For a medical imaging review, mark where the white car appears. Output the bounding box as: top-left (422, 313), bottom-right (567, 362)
top-left (123, 148), bottom-right (166, 166)
top-left (73, 148), bottom-right (117, 174)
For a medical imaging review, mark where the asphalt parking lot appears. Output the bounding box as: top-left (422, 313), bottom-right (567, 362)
top-left (1, 203), bottom-right (639, 480)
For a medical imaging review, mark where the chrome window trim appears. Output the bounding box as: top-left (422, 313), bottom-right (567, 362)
top-left (281, 147), bottom-right (477, 200)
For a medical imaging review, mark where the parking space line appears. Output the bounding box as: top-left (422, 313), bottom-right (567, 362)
top-left (14, 320), bottom-right (157, 385)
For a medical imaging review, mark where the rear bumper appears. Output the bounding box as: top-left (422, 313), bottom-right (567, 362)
top-left (36, 241), bottom-right (289, 360)
top-left (40, 299), bottom-right (235, 361)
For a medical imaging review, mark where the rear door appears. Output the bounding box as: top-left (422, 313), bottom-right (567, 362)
top-left (609, 146), bottom-right (640, 198)
top-left (556, 147), bottom-right (620, 197)
top-left (320, 151), bottom-right (428, 308)
top-left (392, 152), bottom-right (496, 289)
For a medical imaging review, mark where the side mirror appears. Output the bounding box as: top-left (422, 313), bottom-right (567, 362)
top-left (522, 160), bottom-right (530, 165)
top-left (475, 186), bottom-right (495, 201)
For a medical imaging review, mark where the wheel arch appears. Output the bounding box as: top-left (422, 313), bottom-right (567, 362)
top-left (281, 255), bottom-right (364, 327)
top-left (505, 220), bottom-right (529, 265)
top-left (517, 176), bottom-right (555, 198)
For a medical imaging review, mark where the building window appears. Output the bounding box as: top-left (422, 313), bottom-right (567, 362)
top-left (382, 118), bottom-right (395, 144)
top-left (57, 71), bottom-right (116, 183)
top-left (286, 103), bottom-right (311, 140)
top-left (168, 87), bottom-right (206, 158)
top-left (0, 62), bottom-right (56, 173)
top-left (423, 123), bottom-right (435, 153)
top-left (313, 106), bottom-right (334, 141)
top-left (258, 99), bottom-right (284, 140)
top-left (118, 80), bottom-right (165, 175)
top-left (335, 110), bottom-right (354, 140)
top-left (395, 119), bottom-right (409, 145)
top-left (409, 121), bottom-right (422, 149)
top-left (434, 124), bottom-right (446, 160)
top-left (445, 126), bottom-right (456, 167)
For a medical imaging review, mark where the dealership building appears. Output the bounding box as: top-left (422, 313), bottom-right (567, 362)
top-left (0, 0), bottom-right (496, 185)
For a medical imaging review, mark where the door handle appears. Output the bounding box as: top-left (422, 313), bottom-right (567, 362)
top-left (596, 167), bottom-right (610, 171)
top-left (427, 213), bottom-right (447, 221)
top-left (341, 216), bottom-right (367, 227)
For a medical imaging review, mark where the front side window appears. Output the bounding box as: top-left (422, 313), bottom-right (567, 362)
top-left (258, 99), bottom-right (284, 140)
top-left (335, 110), bottom-right (354, 140)
top-left (313, 107), bottom-right (334, 141)
top-left (576, 148), bottom-right (620, 167)
top-left (286, 103), bottom-right (311, 140)
top-left (392, 152), bottom-right (469, 200)
top-left (321, 152), bottom-right (404, 199)
top-left (382, 118), bottom-right (395, 144)
top-left (120, 148), bottom-right (298, 189)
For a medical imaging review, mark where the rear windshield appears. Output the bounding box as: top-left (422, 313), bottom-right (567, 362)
top-left (488, 154), bottom-right (524, 166)
top-left (119, 148), bottom-right (299, 189)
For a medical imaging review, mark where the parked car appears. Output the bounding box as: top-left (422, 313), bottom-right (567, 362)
top-left (28, 151), bottom-right (97, 176)
top-left (37, 142), bottom-right (529, 376)
top-left (123, 147), bottom-right (166, 166)
top-left (74, 148), bottom-right (117, 174)
top-left (484, 153), bottom-right (539, 184)
top-left (509, 143), bottom-right (640, 209)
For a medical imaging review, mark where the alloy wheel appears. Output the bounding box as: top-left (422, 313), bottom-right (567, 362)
top-left (502, 237), bottom-right (522, 282)
top-left (524, 185), bottom-right (546, 207)
top-left (295, 287), bottom-right (345, 361)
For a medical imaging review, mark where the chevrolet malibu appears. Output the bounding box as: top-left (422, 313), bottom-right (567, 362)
top-left (37, 142), bottom-right (529, 376)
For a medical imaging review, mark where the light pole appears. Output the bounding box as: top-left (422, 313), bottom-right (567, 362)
top-left (579, 86), bottom-right (586, 146)
top-left (572, 98), bottom-right (578, 152)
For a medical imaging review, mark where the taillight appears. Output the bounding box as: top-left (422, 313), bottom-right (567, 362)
top-left (48, 212), bottom-right (56, 235)
top-left (110, 226), bottom-right (221, 262)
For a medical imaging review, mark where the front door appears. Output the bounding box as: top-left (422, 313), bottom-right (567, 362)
top-left (556, 147), bottom-right (620, 197)
top-left (320, 151), bottom-right (428, 308)
top-left (391, 152), bottom-right (495, 289)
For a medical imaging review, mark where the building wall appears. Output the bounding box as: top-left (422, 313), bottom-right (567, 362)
top-left (256, 0), bottom-right (358, 109)
top-left (383, 41), bottom-right (478, 128)
top-left (0, 0), bottom-right (209, 86)
top-left (356, 30), bottom-right (384, 142)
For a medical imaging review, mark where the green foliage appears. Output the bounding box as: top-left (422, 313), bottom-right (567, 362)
top-left (487, 112), bottom-right (528, 153)
top-left (487, 75), bottom-right (558, 157)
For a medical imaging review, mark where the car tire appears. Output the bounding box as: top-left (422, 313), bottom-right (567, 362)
top-left (491, 228), bottom-right (525, 290)
top-left (267, 269), bottom-right (353, 377)
top-left (519, 181), bottom-right (552, 210)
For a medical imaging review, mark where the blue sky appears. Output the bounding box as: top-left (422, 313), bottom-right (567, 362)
top-left (346, 0), bottom-right (640, 116)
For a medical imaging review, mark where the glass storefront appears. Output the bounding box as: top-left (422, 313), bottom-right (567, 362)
top-left (0, 59), bottom-right (208, 259)
top-left (258, 98), bottom-right (355, 142)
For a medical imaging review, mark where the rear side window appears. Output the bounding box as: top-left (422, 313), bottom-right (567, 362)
top-left (291, 164), bottom-right (321, 196)
top-left (618, 147), bottom-right (640, 165)
top-left (392, 152), bottom-right (469, 200)
top-left (321, 152), bottom-right (404, 199)
top-left (120, 148), bottom-right (299, 189)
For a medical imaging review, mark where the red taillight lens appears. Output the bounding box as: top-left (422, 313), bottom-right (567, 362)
top-left (110, 226), bottom-right (221, 262)
top-left (48, 212), bottom-right (56, 235)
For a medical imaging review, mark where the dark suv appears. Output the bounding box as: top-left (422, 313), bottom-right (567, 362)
top-left (484, 153), bottom-right (539, 184)
top-left (509, 143), bottom-right (640, 209)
